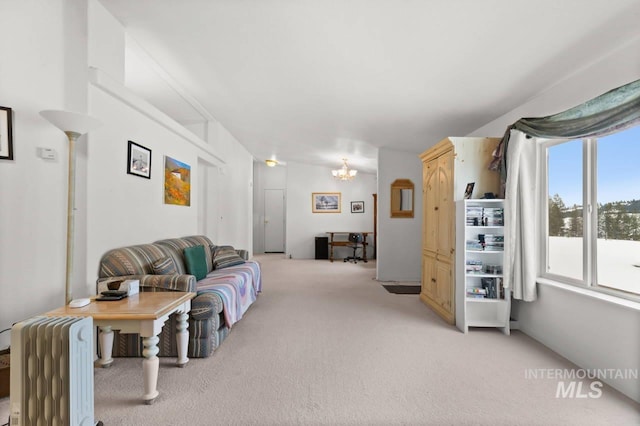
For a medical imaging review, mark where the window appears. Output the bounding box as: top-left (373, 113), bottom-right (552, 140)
top-left (543, 125), bottom-right (640, 298)
top-left (547, 140), bottom-right (583, 281)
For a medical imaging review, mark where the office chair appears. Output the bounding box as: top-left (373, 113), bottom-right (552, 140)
top-left (344, 233), bottom-right (365, 264)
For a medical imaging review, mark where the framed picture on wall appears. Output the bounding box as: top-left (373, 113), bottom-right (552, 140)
top-left (0, 106), bottom-right (14, 160)
top-left (164, 156), bottom-right (191, 206)
top-left (127, 140), bottom-right (151, 179)
top-left (351, 201), bottom-right (364, 213)
top-left (312, 192), bottom-right (341, 213)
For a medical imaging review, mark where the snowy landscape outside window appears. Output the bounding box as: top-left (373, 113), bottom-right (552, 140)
top-left (544, 125), bottom-right (640, 297)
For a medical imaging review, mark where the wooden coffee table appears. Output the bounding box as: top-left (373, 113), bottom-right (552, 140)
top-left (45, 291), bottom-right (196, 404)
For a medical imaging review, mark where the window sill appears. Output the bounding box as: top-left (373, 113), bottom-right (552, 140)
top-left (537, 277), bottom-right (640, 312)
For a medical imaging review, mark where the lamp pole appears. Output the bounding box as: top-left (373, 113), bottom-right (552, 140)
top-left (64, 130), bottom-right (81, 305)
top-left (40, 110), bottom-right (101, 305)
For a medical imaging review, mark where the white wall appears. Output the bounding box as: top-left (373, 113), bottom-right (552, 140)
top-left (0, 0), bottom-right (254, 351)
top-left (86, 82), bottom-right (253, 291)
top-left (86, 87), bottom-right (201, 281)
top-left (469, 37), bottom-right (640, 402)
top-left (0, 0), bottom-right (87, 350)
top-left (377, 148), bottom-right (423, 282)
top-left (215, 125), bottom-right (254, 252)
top-left (86, 0), bottom-right (254, 278)
top-left (285, 162), bottom-right (376, 259)
top-left (88, 0), bottom-right (124, 84)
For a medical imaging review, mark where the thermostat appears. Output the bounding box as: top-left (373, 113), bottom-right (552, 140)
top-left (37, 147), bottom-right (57, 160)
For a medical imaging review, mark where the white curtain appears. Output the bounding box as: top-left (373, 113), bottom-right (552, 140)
top-left (503, 129), bottom-right (538, 301)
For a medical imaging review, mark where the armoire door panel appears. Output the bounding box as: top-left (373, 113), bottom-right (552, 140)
top-left (423, 158), bottom-right (439, 254)
top-left (421, 254), bottom-right (437, 300)
top-left (436, 151), bottom-right (454, 260)
top-left (435, 261), bottom-right (452, 312)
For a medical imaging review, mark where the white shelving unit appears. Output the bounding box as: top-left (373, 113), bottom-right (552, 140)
top-left (455, 199), bottom-right (510, 334)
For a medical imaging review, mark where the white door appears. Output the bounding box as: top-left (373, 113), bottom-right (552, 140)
top-left (264, 189), bottom-right (285, 252)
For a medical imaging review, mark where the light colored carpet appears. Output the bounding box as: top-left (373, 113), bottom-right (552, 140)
top-left (2, 254), bottom-right (639, 425)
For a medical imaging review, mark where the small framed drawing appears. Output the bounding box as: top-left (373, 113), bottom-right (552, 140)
top-left (127, 140), bottom-right (151, 179)
top-left (351, 201), bottom-right (364, 213)
top-left (464, 182), bottom-right (475, 199)
top-left (0, 106), bottom-right (14, 160)
top-left (312, 192), bottom-right (341, 213)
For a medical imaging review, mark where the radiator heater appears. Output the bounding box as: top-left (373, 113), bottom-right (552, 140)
top-left (10, 316), bottom-right (97, 426)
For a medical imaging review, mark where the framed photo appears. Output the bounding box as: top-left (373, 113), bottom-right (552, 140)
top-left (351, 201), bottom-right (364, 213)
top-left (127, 140), bottom-right (151, 179)
top-left (0, 106), bottom-right (14, 160)
top-left (464, 182), bottom-right (475, 199)
top-left (312, 192), bottom-right (341, 213)
top-left (164, 156), bottom-right (191, 206)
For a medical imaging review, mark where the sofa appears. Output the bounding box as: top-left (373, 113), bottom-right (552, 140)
top-left (96, 235), bottom-right (261, 358)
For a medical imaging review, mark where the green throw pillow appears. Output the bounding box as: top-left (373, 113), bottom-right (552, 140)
top-left (213, 245), bottom-right (245, 270)
top-left (184, 245), bottom-right (208, 281)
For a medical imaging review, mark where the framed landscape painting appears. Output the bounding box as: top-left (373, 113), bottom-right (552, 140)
top-left (164, 156), bottom-right (191, 206)
top-left (312, 192), bottom-right (341, 213)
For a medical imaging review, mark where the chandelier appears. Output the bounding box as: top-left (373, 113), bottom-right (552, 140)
top-left (332, 158), bottom-right (357, 181)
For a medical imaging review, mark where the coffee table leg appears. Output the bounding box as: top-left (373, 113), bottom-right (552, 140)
top-left (97, 325), bottom-right (114, 368)
top-left (142, 335), bottom-right (160, 404)
top-left (176, 312), bottom-right (189, 367)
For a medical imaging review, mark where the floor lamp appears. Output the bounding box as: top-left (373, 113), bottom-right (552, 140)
top-left (40, 110), bottom-right (102, 306)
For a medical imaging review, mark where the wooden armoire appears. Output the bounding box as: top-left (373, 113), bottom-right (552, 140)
top-left (419, 137), bottom-right (500, 325)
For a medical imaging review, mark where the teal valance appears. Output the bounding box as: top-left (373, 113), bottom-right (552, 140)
top-left (490, 77), bottom-right (640, 189)
top-left (514, 78), bottom-right (640, 139)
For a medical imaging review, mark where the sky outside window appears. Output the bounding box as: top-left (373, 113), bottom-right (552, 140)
top-left (548, 140), bottom-right (582, 207)
top-left (597, 125), bottom-right (640, 205)
top-left (548, 125), bottom-right (640, 206)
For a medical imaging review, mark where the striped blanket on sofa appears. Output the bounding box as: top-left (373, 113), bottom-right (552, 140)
top-left (197, 260), bottom-right (262, 327)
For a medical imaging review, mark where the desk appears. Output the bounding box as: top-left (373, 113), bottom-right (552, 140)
top-left (45, 291), bottom-right (195, 404)
top-left (326, 232), bottom-right (373, 262)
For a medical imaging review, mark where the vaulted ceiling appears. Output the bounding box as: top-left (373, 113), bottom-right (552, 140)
top-left (99, 0), bottom-right (640, 173)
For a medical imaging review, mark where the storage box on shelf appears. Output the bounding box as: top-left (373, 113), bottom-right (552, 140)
top-left (455, 199), bottom-right (510, 334)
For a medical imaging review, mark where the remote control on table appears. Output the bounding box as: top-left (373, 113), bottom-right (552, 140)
top-left (96, 290), bottom-right (128, 301)
top-left (101, 290), bottom-right (128, 297)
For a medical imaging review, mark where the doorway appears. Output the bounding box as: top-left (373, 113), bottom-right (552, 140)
top-left (264, 189), bottom-right (285, 252)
